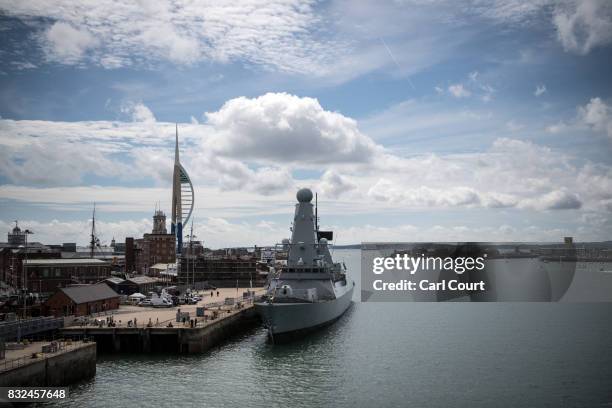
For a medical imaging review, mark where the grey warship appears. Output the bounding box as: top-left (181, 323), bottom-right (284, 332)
top-left (255, 188), bottom-right (354, 341)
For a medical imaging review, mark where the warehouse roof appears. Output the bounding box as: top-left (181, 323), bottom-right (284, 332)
top-left (59, 284), bottom-right (119, 304)
top-left (125, 276), bottom-right (158, 285)
top-left (103, 277), bottom-right (125, 285)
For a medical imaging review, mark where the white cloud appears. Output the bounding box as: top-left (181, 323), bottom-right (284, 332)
top-left (0, 0), bottom-right (337, 74)
top-left (367, 181), bottom-right (483, 208)
top-left (121, 102), bottom-right (157, 123)
top-left (578, 97), bottom-right (612, 138)
top-left (1, 94), bottom-right (611, 235)
top-left (467, 1), bottom-right (612, 57)
top-left (534, 84), bottom-right (547, 97)
top-left (42, 22), bottom-right (99, 64)
top-left (205, 92), bottom-right (383, 164)
top-left (448, 84), bottom-right (471, 98)
top-left (553, 0), bottom-right (612, 55)
top-left (196, 157), bottom-right (294, 195)
top-left (354, 136), bottom-right (608, 214)
top-left (506, 120), bottom-right (524, 132)
top-left (317, 170), bottom-right (357, 199)
top-left (0, 114), bottom-right (299, 194)
top-left (470, 0), bottom-right (555, 24)
top-left (0, 216), bottom-right (292, 249)
top-left (4, 212), bottom-right (607, 247)
top-left (545, 122), bottom-right (568, 134)
top-left (1, 0), bottom-right (610, 87)
top-left (0, 132), bottom-right (128, 185)
top-left (519, 189), bottom-right (582, 210)
top-left (0, 218), bottom-right (152, 247)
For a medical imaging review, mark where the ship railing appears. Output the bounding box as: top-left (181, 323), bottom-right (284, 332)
top-left (273, 242), bottom-right (335, 251)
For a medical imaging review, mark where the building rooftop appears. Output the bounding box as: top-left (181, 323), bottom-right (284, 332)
top-left (24, 258), bottom-right (108, 266)
top-left (59, 284), bottom-right (119, 304)
top-left (125, 276), bottom-right (158, 285)
top-left (0, 242), bottom-right (51, 250)
top-left (103, 277), bottom-right (125, 285)
top-left (150, 263), bottom-right (176, 270)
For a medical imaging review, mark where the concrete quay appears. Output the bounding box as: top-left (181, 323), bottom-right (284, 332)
top-left (61, 303), bottom-right (261, 354)
top-left (0, 340), bottom-right (96, 387)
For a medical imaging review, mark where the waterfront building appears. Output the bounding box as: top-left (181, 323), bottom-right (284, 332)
top-left (21, 258), bottom-right (111, 293)
top-left (0, 246), bottom-right (60, 290)
top-left (7, 221), bottom-right (26, 246)
top-left (58, 244), bottom-right (124, 272)
top-left (101, 276), bottom-right (126, 293)
top-left (117, 275), bottom-right (159, 295)
top-left (125, 237), bottom-right (136, 273)
top-left (125, 209), bottom-right (175, 275)
top-left (152, 209), bottom-right (167, 234)
top-left (45, 283), bottom-right (120, 317)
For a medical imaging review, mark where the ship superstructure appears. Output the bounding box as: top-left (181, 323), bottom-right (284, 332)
top-left (255, 188), bottom-right (354, 341)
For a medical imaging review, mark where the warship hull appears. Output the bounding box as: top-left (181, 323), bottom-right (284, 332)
top-left (256, 283), bottom-right (354, 341)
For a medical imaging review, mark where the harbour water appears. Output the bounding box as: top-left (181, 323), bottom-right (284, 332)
top-left (50, 249), bottom-right (612, 407)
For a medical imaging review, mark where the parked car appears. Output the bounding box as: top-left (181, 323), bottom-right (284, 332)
top-left (138, 298), bottom-right (152, 307)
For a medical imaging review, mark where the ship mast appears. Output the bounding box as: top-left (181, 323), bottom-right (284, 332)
top-left (315, 192), bottom-right (319, 234)
top-left (90, 202), bottom-right (99, 258)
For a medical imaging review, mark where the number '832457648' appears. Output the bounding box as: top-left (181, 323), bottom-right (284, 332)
top-left (2, 387), bottom-right (67, 401)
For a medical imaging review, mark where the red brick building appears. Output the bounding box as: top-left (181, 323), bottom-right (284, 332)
top-left (45, 284), bottom-right (120, 317)
top-left (125, 210), bottom-right (175, 275)
top-left (22, 258), bottom-right (111, 294)
top-left (0, 247), bottom-right (61, 290)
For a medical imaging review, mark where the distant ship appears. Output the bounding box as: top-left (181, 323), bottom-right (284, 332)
top-left (255, 188), bottom-right (354, 342)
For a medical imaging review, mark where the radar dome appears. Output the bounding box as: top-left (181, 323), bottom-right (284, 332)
top-left (296, 188), bottom-right (313, 203)
top-left (319, 238), bottom-right (328, 245)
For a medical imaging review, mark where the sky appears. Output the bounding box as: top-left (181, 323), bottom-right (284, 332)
top-left (0, 0), bottom-right (611, 247)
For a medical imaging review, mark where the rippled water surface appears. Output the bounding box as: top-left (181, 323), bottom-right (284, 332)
top-left (50, 250), bottom-right (612, 408)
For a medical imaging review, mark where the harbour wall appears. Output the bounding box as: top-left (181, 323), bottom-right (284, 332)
top-left (0, 342), bottom-right (96, 387)
top-left (61, 306), bottom-right (261, 354)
